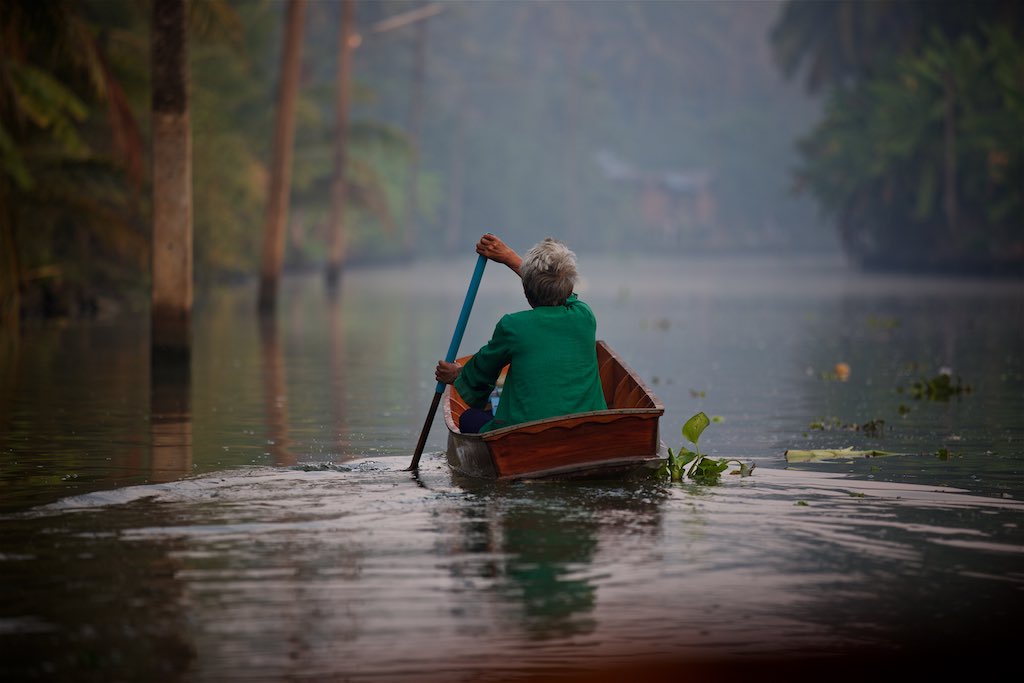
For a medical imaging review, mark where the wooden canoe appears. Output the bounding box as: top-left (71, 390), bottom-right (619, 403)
top-left (444, 340), bottom-right (665, 480)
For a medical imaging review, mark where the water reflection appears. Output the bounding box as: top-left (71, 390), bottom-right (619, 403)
top-left (446, 481), bottom-right (666, 640)
top-left (792, 290), bottom-right (1024, 495)
top-left (149, 355), bottom-right (192, 482)
top-left (501, 513), bottom-right (598, 638)
top-left (258, 315), bottom-right (293, 465)
top-left (0, 505), bottom-right (195, 681)
top-left (1, 257), bottom-right (1022, 680)
top-left (328, 295), bottom-right (348, 455)
top-left (0, 327), bottom-right (17, 461)
top-left (0, 320), bottom-right (151, 510)
top-left (3, 457), bottom-right (1020, 680)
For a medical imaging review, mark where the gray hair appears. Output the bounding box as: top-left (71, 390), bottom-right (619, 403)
top-left (520, 238), bottom-right (577, 307)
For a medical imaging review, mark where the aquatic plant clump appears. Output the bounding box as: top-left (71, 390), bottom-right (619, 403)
top-left (656, 411), bottom-right (755, 484)
top-left (903, 371), bottom-right (971, 401)
top-left (807, 416), bottom-right (887, 436)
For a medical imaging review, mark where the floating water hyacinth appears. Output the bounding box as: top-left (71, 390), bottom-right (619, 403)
top-left (784, 447), bottom-right (900, 463)
top-left (903, 369), bottom-right (971, 401)
top-left (656, 411), bottom-right (755, 483)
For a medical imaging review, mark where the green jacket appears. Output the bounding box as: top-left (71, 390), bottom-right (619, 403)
top-left (454, 294), bottom-right (607, 432)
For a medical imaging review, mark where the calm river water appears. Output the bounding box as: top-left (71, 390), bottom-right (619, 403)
top-left (1, 253), bottom-right (1022, 681)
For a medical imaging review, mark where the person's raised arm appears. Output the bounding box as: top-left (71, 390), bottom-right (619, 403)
top-left (476, 233), bottom-right (522, 277)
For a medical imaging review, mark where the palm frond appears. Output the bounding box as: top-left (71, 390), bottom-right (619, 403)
top-left (5, 60), bottom-right (88, 150)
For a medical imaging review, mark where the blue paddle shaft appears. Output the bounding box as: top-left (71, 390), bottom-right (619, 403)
top-left (436, 254), bottom-right (487, 393)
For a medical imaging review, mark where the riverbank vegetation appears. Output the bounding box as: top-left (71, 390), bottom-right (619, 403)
top-left (771, 0), bottom-right (1024, 274)
top-left (1, 1), bottom-right (822, 321)
top-left (3, 1), bottom-right (1020, 323)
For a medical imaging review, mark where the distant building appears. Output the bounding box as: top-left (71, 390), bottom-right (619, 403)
top-left (595, 150), bottom-right (716, 248)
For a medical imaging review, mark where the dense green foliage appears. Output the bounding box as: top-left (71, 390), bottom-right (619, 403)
top-left (1, 0), bottom-right (411, 318)
top-left (1, 0), bottom-right (149, 317)
top-left (772, 1), bottom-right (1024, 272)
top-left (3, 0), bottom-right (824, 319)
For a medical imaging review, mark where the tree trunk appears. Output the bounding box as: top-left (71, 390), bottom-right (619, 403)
top-left (258, 0), bottom-right (307, 313)
top-left (325, 0), bottom-right (356, 292)
top-left (151, 0), bottom-right (192, 359)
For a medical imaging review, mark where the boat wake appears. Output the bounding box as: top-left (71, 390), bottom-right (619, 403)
top-left (19, 456), bottom-right (432, 517)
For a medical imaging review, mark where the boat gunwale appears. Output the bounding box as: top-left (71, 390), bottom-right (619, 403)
top-left (450, 406), bottom-right (664, 440)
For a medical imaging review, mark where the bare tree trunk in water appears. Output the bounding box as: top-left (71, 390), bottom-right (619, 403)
top-left (259, 315), bottom-right (293, 465)
top-left (943, 69), bottom-right (958, 245)
top-left (258, 0), bottom-right (307, 314)
top-left (149, 356), bottom-right (192, 482)
top-left (401, 9), bottom-right (427, 257)
top-left (151, 0), bottom-right (192, 359)
top-left (325, 0), bottom-right (356, 293)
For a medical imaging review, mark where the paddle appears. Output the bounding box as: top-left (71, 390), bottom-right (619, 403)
top-left (405, 254), bottom-right (487, 471)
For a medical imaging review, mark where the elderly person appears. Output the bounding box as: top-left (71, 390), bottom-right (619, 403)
top-left (435, 233), bottom-right (607, 433)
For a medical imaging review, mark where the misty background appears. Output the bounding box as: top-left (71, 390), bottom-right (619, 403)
top-left (337, 0), bottom-right (824, 256)
top-left (1, 0), bottom-right (1020, 322)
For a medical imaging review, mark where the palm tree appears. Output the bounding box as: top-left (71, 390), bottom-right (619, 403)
top-left (0, 0), bottom-right (146, 324)
top-left (770, 1), bottom-right (915, 93)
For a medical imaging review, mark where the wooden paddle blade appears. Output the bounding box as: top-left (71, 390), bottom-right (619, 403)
top-left (405, 391), bottom-right (444, 471)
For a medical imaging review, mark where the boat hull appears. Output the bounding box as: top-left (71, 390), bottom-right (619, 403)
top-left (444, 341), bottom-right (665, 480)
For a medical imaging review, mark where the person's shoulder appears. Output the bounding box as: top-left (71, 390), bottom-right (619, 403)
top-left (566, 293), bottom-right (596, 317)
top-left (499, 309), bottom-right (535, 327)
top-left (493, 309), bottom-right (536, 336)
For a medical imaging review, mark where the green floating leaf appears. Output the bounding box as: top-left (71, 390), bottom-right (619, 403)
top-left (682, 411), bottom-right (710, 446)
top-left (703, 458), bottom-right (730, 475)
top-left (677, 449), bottom-right (697, 466)
top-left (655, 462), bottom-right (671, 481)
top-left (734, 461), bottom-right (756, 477)
top-left (785, 447), bottom-right (901, 463)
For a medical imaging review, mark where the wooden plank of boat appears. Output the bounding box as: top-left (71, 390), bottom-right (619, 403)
top-left (444, 340), bottom-right (665, 480)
